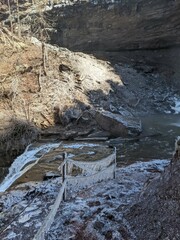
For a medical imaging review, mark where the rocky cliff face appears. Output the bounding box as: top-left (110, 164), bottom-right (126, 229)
top-left (40, 0), bottom-right (180, 51)
top-left (1, 1), bottom-right (180, 51)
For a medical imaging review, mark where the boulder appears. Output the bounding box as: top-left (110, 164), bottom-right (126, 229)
top-left (59, 107), bottom-right (82, 126)
top-left (95, 110), bottom-right (142, 137)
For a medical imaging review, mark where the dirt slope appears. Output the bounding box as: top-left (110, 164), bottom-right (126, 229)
top-left (0, 34), bottom-right (122, 130)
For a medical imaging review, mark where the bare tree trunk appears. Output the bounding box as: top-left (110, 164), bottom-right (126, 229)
top-left (16, 0), bottom-right (21, 38)
top-left (7, 0), bottom-right (13, 33)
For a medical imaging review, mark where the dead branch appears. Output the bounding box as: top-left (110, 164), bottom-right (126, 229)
top-left (2, 27), bottom-right (22, 43)
top-left (40, 113), bottom-right (53, 125)
top-left (42, 42), bottom-right (47, 75)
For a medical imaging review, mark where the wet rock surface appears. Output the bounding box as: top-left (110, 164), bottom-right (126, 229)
top-left (95, 110), bottom-right (142, 137)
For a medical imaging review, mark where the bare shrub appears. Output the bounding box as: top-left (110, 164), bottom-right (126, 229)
top-left (0, 118), bottom-right (40, 155)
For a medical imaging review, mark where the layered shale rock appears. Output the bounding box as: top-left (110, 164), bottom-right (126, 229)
top-left (1, 0), bottom-right (179, 51)
top-left (39, 0), bottom-right (180, 51)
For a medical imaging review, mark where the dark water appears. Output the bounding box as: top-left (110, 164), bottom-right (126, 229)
top-left (116, 114), bottom-right (180, 165)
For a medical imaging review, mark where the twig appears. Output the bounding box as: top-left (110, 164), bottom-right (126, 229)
top-left (40, 113), bottom-right (53, 125)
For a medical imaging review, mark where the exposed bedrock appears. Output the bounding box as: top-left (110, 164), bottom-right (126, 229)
top-left (41, 0), bottom-right (180, 51)
top-left (95, 110), bottom-right (142, 137)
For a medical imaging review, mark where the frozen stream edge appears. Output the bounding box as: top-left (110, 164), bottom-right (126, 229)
top-left (0, 143), bottom-right (61, 193)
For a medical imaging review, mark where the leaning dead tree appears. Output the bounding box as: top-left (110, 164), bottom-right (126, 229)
top-left (16, 0), bottom-right (21, 38)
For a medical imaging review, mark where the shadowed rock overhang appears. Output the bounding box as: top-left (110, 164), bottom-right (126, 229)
top-left (39, 0), bottom-right (180, 51)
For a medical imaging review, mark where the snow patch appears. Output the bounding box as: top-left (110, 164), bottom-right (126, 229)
top-left (5, 231), bottom-right (21, 240)
top-left (0, 190), bottom-right (26, 209)
top-left (170, 122), bottom-right (180, 127)
top-left (171, 97), bottom-right (180, 114)
top-left (62, 143), bottom-right (99, 149)
top-left (18, 209), bottom-right (42, 224)
top-left (118, 159), bottom-right (170, 174)
top-left (86, 151), bottom-right (95, 155)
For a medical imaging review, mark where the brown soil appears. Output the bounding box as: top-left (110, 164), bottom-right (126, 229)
top-left (0, 33), bottom-right (122, 136)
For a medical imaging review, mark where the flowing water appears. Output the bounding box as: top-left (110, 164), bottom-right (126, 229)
top-left (117, 114), bottom-right (180, 165)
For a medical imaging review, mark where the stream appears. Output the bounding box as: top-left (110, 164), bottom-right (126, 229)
top-left (117, 113), bottom-right (180, 165)
top-left (0, 113), bottom-right (179, 189)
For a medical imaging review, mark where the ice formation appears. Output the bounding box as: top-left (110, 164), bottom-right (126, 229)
top-left (66, 152), bottom-right (116, 175)
top-left (62, 143), bottom-right (99, 149)
top-left (67, 164), bottom-right (115, 189)
top-left (171, 97), bottom-right (180, 114)
top-left (0, 143), bottom-right (61, 192)
top-left (59, 150), bottom-right (116, 190)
